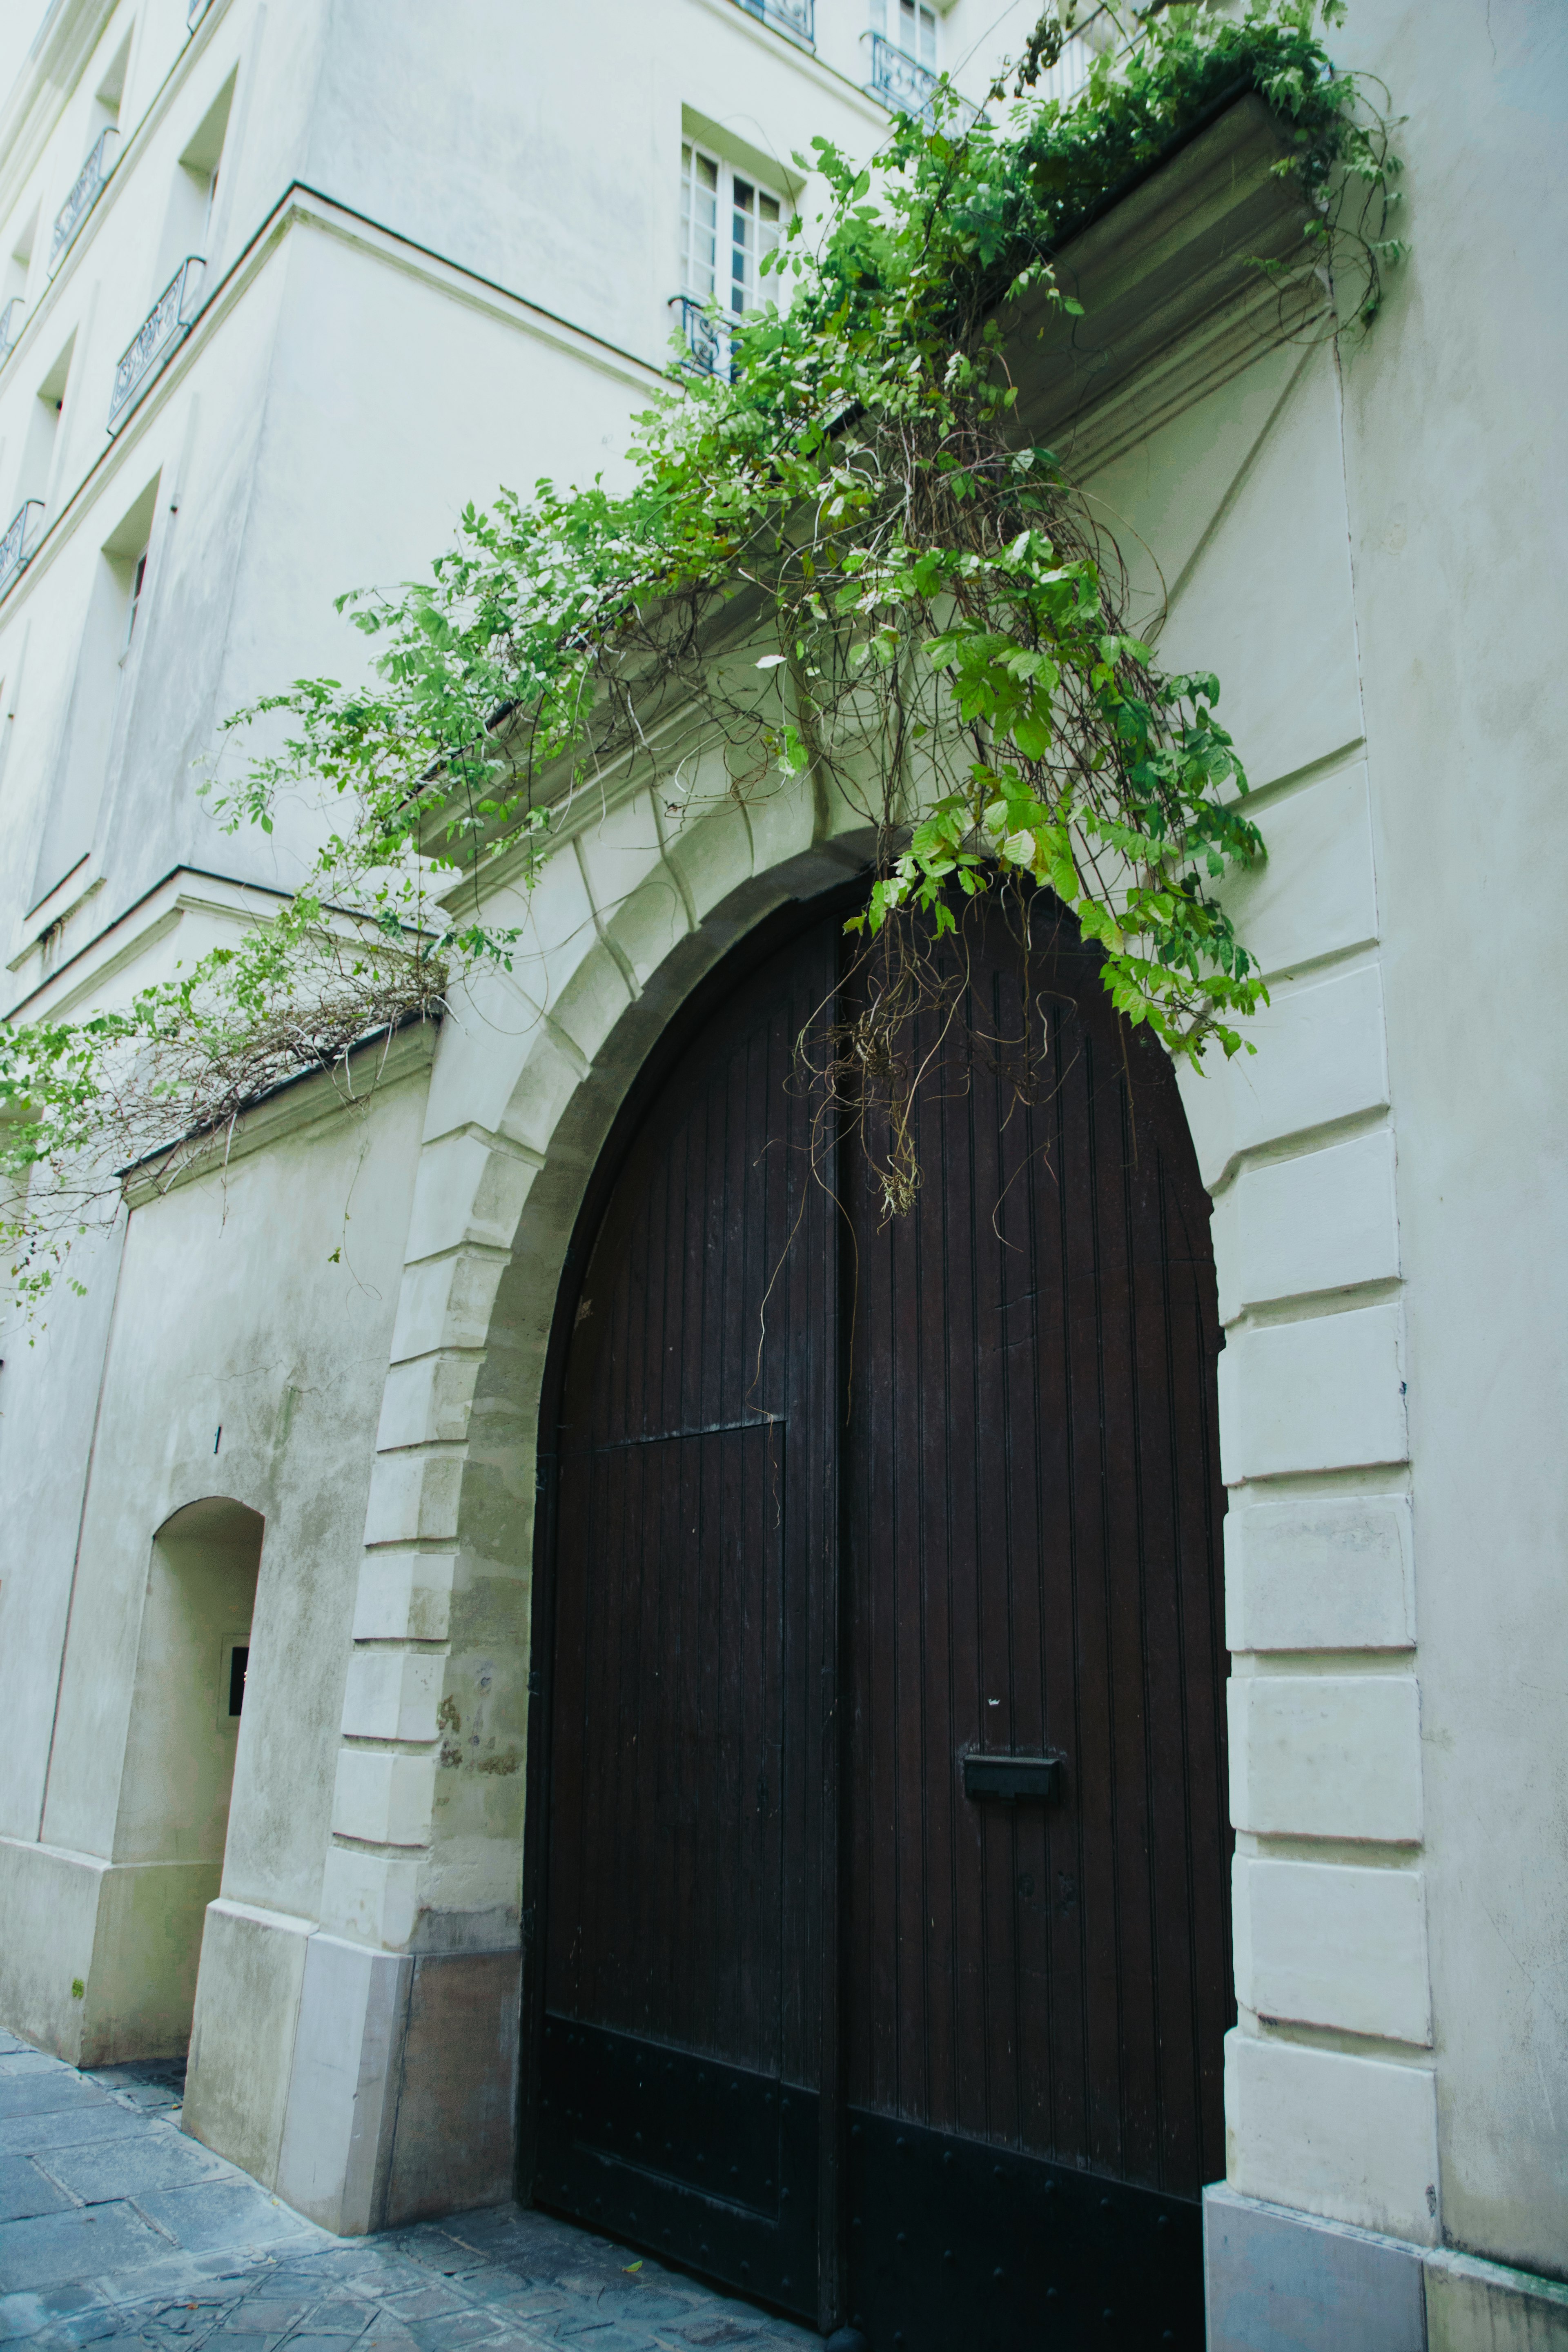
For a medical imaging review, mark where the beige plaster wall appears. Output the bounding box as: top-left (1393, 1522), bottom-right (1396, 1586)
top-left (0, 1049), bottom-right (430, 2060)
top-left (1088, 0), bottom-right (1568, 2283)
top-left (1332, 0), bottom-right (1568, 2281)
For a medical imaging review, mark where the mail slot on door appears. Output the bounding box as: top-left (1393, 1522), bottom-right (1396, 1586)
top-left (962, 1751), bottom-right (1067, 1802)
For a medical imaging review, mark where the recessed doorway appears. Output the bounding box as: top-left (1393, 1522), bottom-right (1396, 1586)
top-left (112, 1496), bottom-right (265, 2055)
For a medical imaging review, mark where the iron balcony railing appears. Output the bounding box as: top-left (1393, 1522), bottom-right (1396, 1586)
top-left (670, 295), bottom-right (735, 381)
top-left (1033, 29), bottom-right (1097, 107)
top-left (0, 500), bottom-right (46, 599)
top-left (0, 297), bottom-right (24, 366)
top-left (867, 33), bottom-right (940, 118)
top-left (49, 127), bottom-right (118, 273)
top-left (109, 257), bottom-right (205, 430)
top-left (735, 0), bottom-right (814, 47)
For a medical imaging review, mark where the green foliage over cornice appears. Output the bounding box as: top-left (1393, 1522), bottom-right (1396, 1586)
top-left (1, 0), bottom-right (1401, 1309)
top-left (985, 0), bottom-right (1400, 327)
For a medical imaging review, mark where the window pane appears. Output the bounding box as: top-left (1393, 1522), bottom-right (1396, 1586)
top-left (731, 176), bottom-right (756, 313)
top-left (759, 191), bottom-right (781, 281)
top-left (920, 4), bottom-right (936, 64)
top-left (682, 142), bottom-right (718, 301)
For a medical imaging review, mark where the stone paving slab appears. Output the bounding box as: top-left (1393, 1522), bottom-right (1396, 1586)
top-left (133, 2185), bottom-right (308, 2260)
top-left (0, 2204), bottom-right (174, 2294)
top-left (0, 2084), bottom-right (110, 2125)
top-left (0, 2116), bottom-right (152, 2163)
top-left (0, 2168), bottom-right (75, 2229)
top-left (0, 2042), bottom-right (822, 2352)
top-left (36, 2142), bottom-right (225, 2207)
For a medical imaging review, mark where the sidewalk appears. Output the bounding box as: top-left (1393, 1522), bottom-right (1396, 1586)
top-left (0, 2033), bottom-right (820, 2352)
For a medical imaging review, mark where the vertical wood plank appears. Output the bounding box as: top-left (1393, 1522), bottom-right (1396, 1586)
top-left (842, 891), bottom-right (1229, 2197)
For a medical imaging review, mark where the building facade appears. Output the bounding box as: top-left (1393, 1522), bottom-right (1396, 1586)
top-left (0, 2), bottom-right (1564, 2348)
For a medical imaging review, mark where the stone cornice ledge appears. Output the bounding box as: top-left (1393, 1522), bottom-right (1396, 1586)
top-left (1011, 93), bottom-right (1326, 481)
top-left (121, 1014), bottom-right (439, 1207)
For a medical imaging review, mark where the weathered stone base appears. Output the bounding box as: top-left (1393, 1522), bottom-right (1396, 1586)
top-left (1206, 2185), bottom-right (1568, 2352)
top-left (0, 1832), bottom-right (219, 2065)
top-left (183, 1898), bottom-right (519, 2233)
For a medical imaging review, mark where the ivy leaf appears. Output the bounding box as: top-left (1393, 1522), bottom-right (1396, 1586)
top-left (1012, 707), bottom-right (1054, 762)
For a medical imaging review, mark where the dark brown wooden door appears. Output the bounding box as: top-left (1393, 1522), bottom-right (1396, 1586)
top-left (531, 893), bottom-right (1229, 2352)
top-left (840, 902), bottom-right (1230, 2348)
top-left (534, 920), bottom-right (840, 2320)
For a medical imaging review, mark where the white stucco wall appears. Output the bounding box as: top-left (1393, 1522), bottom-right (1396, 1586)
top-left (1085, 0), bottom-right (1567, 2287)
top-left (4, 0), bottom-right (1026, 1007)
top-left (0, 1045), bottom-right (430, 2064)
top-left (0, 0), bottom-right (1563, 2317)
top-left (0, 1210), bottom-right (125, 1842)
top-left (1331, 0), bottom-right (1568, 2281)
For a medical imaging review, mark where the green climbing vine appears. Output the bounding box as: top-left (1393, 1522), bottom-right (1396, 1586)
top-left (0, 0), bottom-right (1401, 1309)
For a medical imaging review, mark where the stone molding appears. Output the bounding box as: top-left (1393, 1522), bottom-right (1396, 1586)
top-left (1205, 2186), bottom-right (1568, 2352)
top-left (1014, 94), bottom-right (1329, 481)
top-left (0, 1833), bottom-right (220, 2068)
top-left (180, 103), bottom-right (1434, 2261)
top-left (120, 1016), bottom-right (438, 1209)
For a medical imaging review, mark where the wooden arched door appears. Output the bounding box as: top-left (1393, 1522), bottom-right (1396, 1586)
top-left (526, 891), bottom-right (1230, 2351)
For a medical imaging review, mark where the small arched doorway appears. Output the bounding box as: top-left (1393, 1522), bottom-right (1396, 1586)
top-left (524, 890), bottom-right (1229, 2350)
top-left (114, 1497), bottom-right (265, 2053)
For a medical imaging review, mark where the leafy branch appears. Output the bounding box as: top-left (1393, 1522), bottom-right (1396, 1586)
top-left (1, 0), bottom-right (1401, 1310)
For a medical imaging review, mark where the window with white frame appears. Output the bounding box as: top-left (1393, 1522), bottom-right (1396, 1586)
top-left (870, 0), bottom-right (937, 67)
top-left (681, 142), bottom-right (783, 316)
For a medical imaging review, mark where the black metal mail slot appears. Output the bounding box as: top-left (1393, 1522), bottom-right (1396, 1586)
top-left (962, 1751), bottom-right (1066, 1803)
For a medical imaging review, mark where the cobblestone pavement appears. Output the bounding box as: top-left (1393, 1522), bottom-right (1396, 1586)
top-left (0, 2033), bottom-right (820, 2352)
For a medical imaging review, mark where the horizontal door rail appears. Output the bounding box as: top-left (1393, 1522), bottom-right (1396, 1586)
top-left (562, 1412), bottom-right (786, 1456)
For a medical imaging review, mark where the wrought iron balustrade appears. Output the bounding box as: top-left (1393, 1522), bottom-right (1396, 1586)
top-left (0, 500), bottom-right (45, 599)
top-left (669, 295), bottom-right (735, 381)
top-left (735, 0), bottom-right (814, 46)
top-left (867, 33), bottom-right (940, 118)
top-left (0, 297), bottom-right (24, 366)
top-left (109, 257), bottom-right (205, 430)
top-left (49, 128), bottom-right (118, 272)
top-left (1033, 29), bottom-right (1096, 107)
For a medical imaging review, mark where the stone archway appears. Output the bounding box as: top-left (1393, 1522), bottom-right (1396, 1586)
top-left (187, 328), bottom-right (1421, 2259)
top-left (209, 774), bottom-right (870, 2230)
